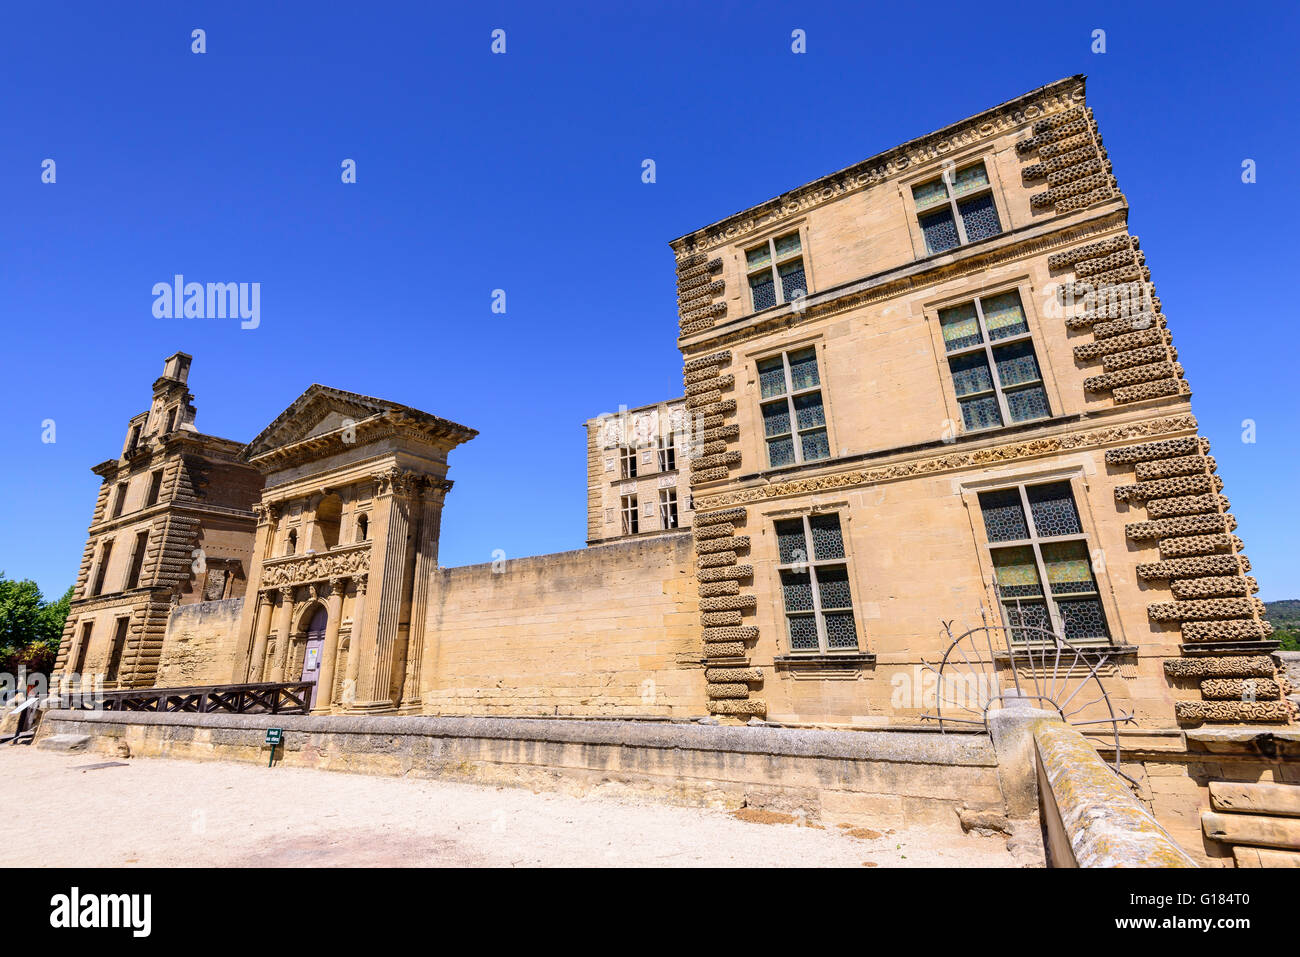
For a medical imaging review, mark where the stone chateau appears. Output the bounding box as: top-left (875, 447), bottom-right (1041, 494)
top-left (55, 75), bottom-right (1293, 735)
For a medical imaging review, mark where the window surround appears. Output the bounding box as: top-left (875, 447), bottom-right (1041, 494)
top-left (658, 488), bottom-right (679, 529)
top-left (938, 286), bottom-right (1050, 434)
top-left (749, 336), bottom-right (836, 470)
top-left (961, 470), bottom-right (1121, 646)
top-left (619, 445), bottom-right (638, 480)
top-left (924, 279), bottom-right (1063, 438)
top-left (901, 153), bottom-right (1011, 260)
top-left (657, 432), bottom-right (676, 473)
top-left (620, 494), bottom-right (639, 535)
top-left (766, 507), bottom-right (862, 655)
top-left (735, 221), bottom-right (814, 316)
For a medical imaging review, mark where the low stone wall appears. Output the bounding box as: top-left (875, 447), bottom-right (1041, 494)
top-left (1034, 718), bottom-right (1197, 867)
top-left (36, 709), bottom-right (1004, 830)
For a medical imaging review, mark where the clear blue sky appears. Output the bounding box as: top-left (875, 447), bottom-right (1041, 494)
top-left (2, 2), bottom-right (1297, 601)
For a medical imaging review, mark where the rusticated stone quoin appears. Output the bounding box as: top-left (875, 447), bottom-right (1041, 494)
top-left (702, 626), bottom-right (759, 643)
top-left (1158, 533), bottom-right (1244, 559)
top-left (1164, 656), bottom-right (1276, 679)
top-left (1136, 554), bottom-right (1250, 580)
top-left (693, 506), bottom-right (745, 526)
top-left (1147, 596), bottom-right (1266, 623)
top-left (704, 642), bottom-right (746, 659)
top-left (1200, 678), bottom-right (1281, 701)
top-left (698, 580), bottom-right (739, 598)
top-left (1174, 701), bottom-right (1291, 725)
top-left (704, 668), bottom-right (762, 683)
top-left (696, 564), bottom-right (753, 583)
top-left (1127, 514), bottom-right (1236, 540)
top-left (707, 698), bottom-right (767, 716)
top-left (1181, 619), bottom-right (1273, 642)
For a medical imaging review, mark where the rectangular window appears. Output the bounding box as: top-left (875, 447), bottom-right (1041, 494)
top-left (106, 617), bottom-right (130, 682)
top-left (619, 446), bottom-right (638, 479)
top-left (659, 489), bottom-right (679, 529)
top-left (978, 481), bottom-right (1109, 643)
top-left (621, 494), bottom-right (639, 535)
top-left (145, 470), bottom-right (164, 507)
top-left (658, 433), bottom-right (676, 472)
top-left (123, 529), bottom-right (149, 590)
top-left (774, 513), bottom-right (858, 653)
top-left (940, 290), bottom-right (1049, 433)
top-left (746, 231), bottom-right (807, 312)
top-left (111, 482), bottom-right (128, 519)
top-left (90, 540), bottom-right (114, 597)
top-left (73, 621), bottom-right (93, 674)
top-left (912, 161), bottom-right (1002, 255)
top-left (757, 347), bottom-right (830, 468)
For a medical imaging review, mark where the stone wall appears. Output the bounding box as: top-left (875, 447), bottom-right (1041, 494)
top-left (419, 533), bottom-right (706, 717)
top-left (35, 710), bottom-right (1005, 831)
top-left (155, 598), bottom-right (245, 687)
top-left (1033, 718), bottom-right (1197, 867)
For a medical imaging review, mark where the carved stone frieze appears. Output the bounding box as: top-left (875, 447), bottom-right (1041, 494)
top-left (260, 545), bottom-right (370, 590)
top-left (695, 414), bottom-right (1198, 511)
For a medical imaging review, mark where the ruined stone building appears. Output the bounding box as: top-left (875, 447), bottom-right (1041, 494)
top-left (54, 76), bottom-right (1292, 737)
top-left (585, 398), bottom-right (695, 545)
top-left (54, 354), bottom-right (261, 689)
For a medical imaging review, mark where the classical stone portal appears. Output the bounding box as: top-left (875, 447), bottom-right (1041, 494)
top-left (55, 75), bottom-right (1294, 734)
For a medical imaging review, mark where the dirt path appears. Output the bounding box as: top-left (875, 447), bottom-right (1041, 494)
top-left (0, 748), bottom-right (1021, 867)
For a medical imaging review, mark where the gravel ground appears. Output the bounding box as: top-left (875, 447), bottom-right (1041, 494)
top-left (0, 747), bottom-right (1021, 867)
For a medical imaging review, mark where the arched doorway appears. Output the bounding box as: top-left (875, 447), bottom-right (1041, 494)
top-left (300, 605), bottom-right (328, 708)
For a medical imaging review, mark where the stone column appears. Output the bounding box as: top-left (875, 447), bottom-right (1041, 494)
top-left (398, 479), bottom-right (450, 712)
top-left (314, 577), bottom-right (346, 714)
top-left (231, 503), bottom-right (277, 682)
top-left (353, 469), bottom-right (415, 712)
top-left (246, 591), bottom-right (275, 682)
top-left (269, 588), bottom-right (296, 682)
top-left (342, 575), bottom-right (367, 708)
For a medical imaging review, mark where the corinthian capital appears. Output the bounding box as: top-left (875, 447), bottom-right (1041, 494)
top-left (372, 466), bottom-right (426, 497)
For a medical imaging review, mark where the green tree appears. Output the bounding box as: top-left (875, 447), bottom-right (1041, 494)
top-left (0, 574), bottom-right (72, 674)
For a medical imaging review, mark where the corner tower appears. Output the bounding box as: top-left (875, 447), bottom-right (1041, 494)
top-left (54, 353), bottom-right (262, 689)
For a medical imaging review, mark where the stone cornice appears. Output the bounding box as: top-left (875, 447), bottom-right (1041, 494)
top-left (90, 430), bottom-right (249, 478)
top-left (247, 414), bottom-right (472, 474)
top-left (86, 501), bottom-right (256, 538)
top-left (67, 587), bottom-right (162, 615)
top-left (693, 413), bottom-right (1198, 512)
top-left (670, 76), bottom-right (1086, 259)
top-left (680, 205), bottom-right (1129, 354)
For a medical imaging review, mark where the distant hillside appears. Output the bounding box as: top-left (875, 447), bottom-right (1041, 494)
top-left (1264, 600), bottom-right (1300, 651)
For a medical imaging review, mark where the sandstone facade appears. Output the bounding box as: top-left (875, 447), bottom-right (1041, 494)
top-left (53, 76), bottom-right (1292, 733)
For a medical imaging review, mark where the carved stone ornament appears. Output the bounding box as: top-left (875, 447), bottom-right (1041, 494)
top-left (695, 414), bottom-right (1198, 511)
top-left (260, 545), bottom-right (370, 590)
top-left (372, 466), bottom-right (427, 497)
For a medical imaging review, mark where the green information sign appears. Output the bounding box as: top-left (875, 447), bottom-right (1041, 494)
top-left (265, 727), bottom-right (283, 766)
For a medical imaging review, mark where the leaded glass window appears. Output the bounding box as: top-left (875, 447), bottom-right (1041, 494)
top-left (757, 348), bottom-right (831, 468)
top-left (939, 289), bottom-right (1050, 433)
top-left (745, 231), bottom-right (807, 312)
top-left (774, 514), bottom-right (859, 653)
top-left (977, 482), bottom-right (1109, 643)
top-left (911, 161), bottom-right (1003, 254)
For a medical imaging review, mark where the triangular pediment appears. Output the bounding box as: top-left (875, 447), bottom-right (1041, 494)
top-left (243, 385), bottom-right (403, 459)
